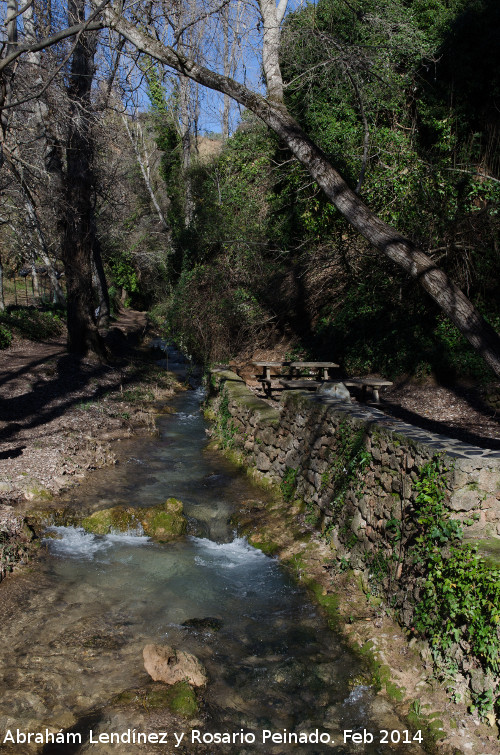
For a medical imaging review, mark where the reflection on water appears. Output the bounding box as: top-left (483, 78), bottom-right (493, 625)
top-left (0, 376), bottom-right (426, 754)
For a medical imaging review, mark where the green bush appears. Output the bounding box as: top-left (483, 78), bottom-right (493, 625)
top-left (0, 307), bottom-right (64, 341)
top-left (0, 323), bottom-right (12, 349)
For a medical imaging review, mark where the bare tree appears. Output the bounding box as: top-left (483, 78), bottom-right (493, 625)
top-left (60, 0), bottom-right (106, 356)
top-left (121, 113), bottom-right (170, 233)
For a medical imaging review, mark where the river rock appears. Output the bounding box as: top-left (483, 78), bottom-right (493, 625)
top-left (139, 498), bottom-right (187, 542)
top-left (81, 498), bottom-right (187, 542)
top-left (81, 505), bottom-right (139, 534)
top-left (182, 617), bottom-right (223, 632)
top-left (143, 644), bottom-right (208, 687)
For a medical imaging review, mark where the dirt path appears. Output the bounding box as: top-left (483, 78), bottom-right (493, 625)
top-left (0, 310), bottom-right (176, 509)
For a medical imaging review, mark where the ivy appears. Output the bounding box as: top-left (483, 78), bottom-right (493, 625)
top-left (325, 420), bottom-right (370, 520)
top-left (215, 388), bottom-right (237, 449)
top-left (411, 459), bottom-right (500, 711)
top-left (281, 466), bottom-right (299, 503)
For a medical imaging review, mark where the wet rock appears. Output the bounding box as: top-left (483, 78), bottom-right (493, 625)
top-left (81, 505), bottom-right (138, 534)
top-left (139, 498), bottom-right (187, 542)
top-left (81, 498), bottom-right (187, 542)
top-left (182, 617), bottom-right (223, 632)
top-left (143, 644), bottom-right (208, 687)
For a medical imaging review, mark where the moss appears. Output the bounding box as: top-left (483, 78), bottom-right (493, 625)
top-left (385, 680), bottom-right (406, 701)
top-left (26, 485), bottom-right (53, 501)
top-left (81, 506), bottom-right (138, 535)
top-left (111, 682), bottom-right (198, 717)
top-left (248, 533), bottom-right (279, 556)
top-left (300, 576), bottom-right (341, 631)
top-left (166, 681), bottom-right (198, 717)
top-left (468, 537), bottom-right (500, 569)
top-left (140, 498), bottom-right (187, 541)
top-left (407, 709), bottom-right (447, 749)
top-left (112, 689), bottom-right (138, 706)
top-left (81, 499), bottom-right (187, 541)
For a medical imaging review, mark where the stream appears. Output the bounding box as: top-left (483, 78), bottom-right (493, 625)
top-left (0, 361), bottom-right (427, 754)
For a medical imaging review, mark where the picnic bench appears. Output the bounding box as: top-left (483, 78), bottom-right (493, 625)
top-left (279, 379), bottom-right (322, 391)
top-left (342, 377), bottom-right (393, 404)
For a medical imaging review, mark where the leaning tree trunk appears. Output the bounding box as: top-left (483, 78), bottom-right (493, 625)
top-left (62, 1), bottom-right (106, 358)
top-left (105, 10), bottom-right (500, 379)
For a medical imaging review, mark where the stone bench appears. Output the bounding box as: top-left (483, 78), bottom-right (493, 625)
top-left (343, 377), bottom-right (393, 404)
top-left (279, 379), bottom-right (322, 391)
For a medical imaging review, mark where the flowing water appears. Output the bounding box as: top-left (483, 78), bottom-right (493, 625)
top-left (0, 373), bottom-right (427, 754)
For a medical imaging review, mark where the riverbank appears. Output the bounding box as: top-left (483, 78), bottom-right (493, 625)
top-left (206, 369), bottom-right (500, 755)
top-left (0, 310), bottom-right (185, 579)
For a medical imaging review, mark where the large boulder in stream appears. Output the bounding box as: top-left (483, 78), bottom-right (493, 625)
top-left (81, 498), bottom-right (187, 542)
top-left (143, 644), bottom-right (208, 687)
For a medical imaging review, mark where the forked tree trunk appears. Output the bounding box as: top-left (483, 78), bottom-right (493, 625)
top-left (105, 10), bottom-right (500, 379)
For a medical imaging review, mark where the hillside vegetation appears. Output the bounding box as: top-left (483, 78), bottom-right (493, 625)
top-left (144, 0), bottom-right (500, 380)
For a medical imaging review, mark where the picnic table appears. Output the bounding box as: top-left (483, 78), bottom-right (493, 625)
top-left (252, 360), bottom-right (338, 396)
top-left (251, 361), bottom-right (392, 404)
top-left (252, 361), bottom-right (288, 382)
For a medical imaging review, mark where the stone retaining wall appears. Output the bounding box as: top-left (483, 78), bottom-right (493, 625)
top-left (209, 369), bottom-right (500, 707)
top-left (211, 369), bottom-right (500, 543)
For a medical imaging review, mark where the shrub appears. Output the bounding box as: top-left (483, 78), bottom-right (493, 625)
top-left (0, 307), bottom-right (64, 341)
top-left (0, 323), bottom-right (12, 349)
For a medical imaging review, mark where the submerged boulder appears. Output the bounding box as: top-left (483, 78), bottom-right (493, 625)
top-left (182, 617), bottom-right (223, 632)
top-left (81, 498), bottom-right (187, 542)
top-left (143, 644), bottom-right (208, 687)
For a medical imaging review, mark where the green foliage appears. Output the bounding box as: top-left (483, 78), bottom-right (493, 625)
top-left (164, 261), bottom-right (273, 364)
top-left (281, 466), bottom-right (299, 502)
top-left (0, 323), bottom-right (12, 349)
top-left (145, 0), bottom-right (499, 381)
top-left (215, 388), bottom-right (237, 449)
top-left (412, 459), bottom-right (500, 699)
top-left (325, 420), bottom-right (370, 521)
top-left (109, 252), bottom-right (140, 294)
top-left (0, 307), bottom-right (64, 341)
top-left (277, 0), bottom-right (500, 379)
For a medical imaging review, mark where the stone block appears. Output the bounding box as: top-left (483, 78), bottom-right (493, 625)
top-left (478, 468), bottom-right (500, 494)
top-left (450, 487), bottom-right (481, 512)
top-left (256, 452), bottom-right (271, 472)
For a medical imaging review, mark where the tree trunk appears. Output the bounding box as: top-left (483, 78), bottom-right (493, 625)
top-left (63, 0), bottom-right (106, 358)
top-left (105, 10), bottom-right (500, 379)
top-left (92, 234), bottom-right (111, 329)
top-left (121, 114), bottom-right (170, 233)
top-left (0, 256), bottom-right (5, 312)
